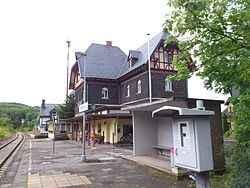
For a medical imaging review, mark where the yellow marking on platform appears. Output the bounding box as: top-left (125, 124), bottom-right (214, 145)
top-left (27, 171), bottom-right (92, 187)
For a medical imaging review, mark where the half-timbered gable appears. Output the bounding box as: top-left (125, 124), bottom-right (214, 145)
top-left (151, 40), bottom-right (179, 71)
top-left (118, 32), bottom-right (188, 105)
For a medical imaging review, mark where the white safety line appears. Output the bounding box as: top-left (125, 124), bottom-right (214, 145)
top-left (28, 140), bottom-right (32, 175)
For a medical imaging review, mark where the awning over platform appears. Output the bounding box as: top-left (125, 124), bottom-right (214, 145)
top-left (152, 106), bottom-right (215, 117)
top-left (65, 113), bottom-right (131, 122)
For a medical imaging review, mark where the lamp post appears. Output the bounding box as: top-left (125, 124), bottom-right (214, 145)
top-left (76, 52), bottom-right (87, 162)
top-left (81, 57), bottom-right (87, 162)
top-left (66, 39), bottom-right (71, 97)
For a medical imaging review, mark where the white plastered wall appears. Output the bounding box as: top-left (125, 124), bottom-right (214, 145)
top-left (133, 111), bottom-right (158, 156)
top-left (157, 117), bottom-right (173, 148)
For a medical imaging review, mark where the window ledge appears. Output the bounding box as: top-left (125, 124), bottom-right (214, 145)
top-left (165, 90), bottom-right (174, 92)
top-left (101, 97), bottom-right (109, 100)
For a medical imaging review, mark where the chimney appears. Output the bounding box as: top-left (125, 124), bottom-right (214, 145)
top-left (106, 41), bottom-right (112, 46)
top-left (196, 100), bottom-right (205, 110)
top-left (41, 99), bottom-right (45, 108)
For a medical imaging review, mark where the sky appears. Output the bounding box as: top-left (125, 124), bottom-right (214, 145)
top-left (0, 0), bottom-right (229, 108)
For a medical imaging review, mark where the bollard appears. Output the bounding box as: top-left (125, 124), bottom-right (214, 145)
top-left (170, 147), bottom-right (174, 167)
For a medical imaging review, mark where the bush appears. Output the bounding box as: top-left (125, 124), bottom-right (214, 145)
top-left (227, 93), bottom-right (250, 187)
top-left (222, 114), bottom-right (230, 134)
top-left (0, 127), bottom-right (8, 139)
top-left (0, 126), bottom-right (12, 139)
top-left (227, 145), bottom-right (250, 187)
top-left (224, 129), bottom-right (233, 137)
top-left (35, 134), bottom-right (48, 139)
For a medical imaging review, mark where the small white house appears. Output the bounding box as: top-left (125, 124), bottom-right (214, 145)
top-left (36, 99), bottom-right (56, 134)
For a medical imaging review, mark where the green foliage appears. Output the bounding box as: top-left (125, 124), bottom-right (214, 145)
top-left (210, 171), bottom-right (228, 188)
top-left (227, 144), bottom-right (250, 187)
top-left (164, 0), bottom-right (250, 187)
top-left (222, 114), bottom-right (229, 134)
top-left (0, 116), bottom-right (12, 127)
top-left (55, 93), bottom-right (75, 119)
top-left (0, 102), bottom-right (39, 135)
top-left (232, 91), bottom-right (250, 147)
top-left (164, 0), bottom-right (250, 94)
top-left (224, 129), bottom-right (233, 137)
top-left (0, 113), bottom-right (13, 138)
top-left (0, 126), bottom-right (12, 139)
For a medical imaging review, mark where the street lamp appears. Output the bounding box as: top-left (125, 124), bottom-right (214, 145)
top-left (82, 55), bottom-right (87, 162)
top-left (76, 51), bottom-right (87, 162)
top-left (66, 39), bottom-right (71, 97)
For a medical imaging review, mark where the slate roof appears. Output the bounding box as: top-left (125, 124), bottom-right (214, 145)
top-left (76, 32), bottom-right (169, 80)
top-left (40, 104), bottom-right (56, 117)
top-left (117, 32), bottom-right (169, 78)
top-left (78, 43), bottom-right (127, 79)
top-left (129, 50), bottom-right (141, 59)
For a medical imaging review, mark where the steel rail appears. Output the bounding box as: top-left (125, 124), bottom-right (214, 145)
top-left (0, 133), bottom-right (19, 150)
top-left (0, 132), bottom-right (24, 168)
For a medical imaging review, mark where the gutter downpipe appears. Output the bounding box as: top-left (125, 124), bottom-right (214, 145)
top-left (147, 33), bottom-right (152, 103)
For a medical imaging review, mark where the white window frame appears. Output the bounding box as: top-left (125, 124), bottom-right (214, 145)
top-left (164, 50), bottom-right (168, 63)
top-left (165, 80), bottom-right (173, 91)
top-left (101, 87), bottom-right (108, 99)
top-left (137, 80), bottom-right (141, 94)
top-left (126, 84), bottom-right (130, 97)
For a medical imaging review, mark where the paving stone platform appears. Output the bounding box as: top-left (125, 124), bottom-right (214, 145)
top-left (1, 138), bottom-right (193, 188)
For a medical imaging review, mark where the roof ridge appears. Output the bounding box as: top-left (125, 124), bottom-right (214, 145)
top-left (136, 32), bottom-right (163, 51)
top-left (89, 42), bottom-right (121, 49)
top-left (116, 59), bottom-right (127, 78)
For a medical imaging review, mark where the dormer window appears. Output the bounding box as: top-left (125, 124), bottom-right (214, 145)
top-left (128, 50), bottom-right (141, 68)
top-left (128, 55), bottom-right (132, 68)
top-left (126, 85), bottom-right (130, 97)
top-left (101, 87), bottom-right (108, 99)
top-left (137, 80), bottom-right (141, 94)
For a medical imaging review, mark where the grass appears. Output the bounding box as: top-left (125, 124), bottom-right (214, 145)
top-left (0, 126), bottom-right (12, 139)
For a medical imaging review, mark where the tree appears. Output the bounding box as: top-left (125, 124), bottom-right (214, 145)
top-left (56, 93), bottom-right (75, 119)
top-left (164, 0), bottom-right (249, 94)
top-left (0, 103), bottom-right (39, 130)
top-left (163, 0), bottom-right (250, 187)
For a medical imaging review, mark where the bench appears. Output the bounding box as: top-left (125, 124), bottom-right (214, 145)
top-left (152, 145), bottom-right (171, 157)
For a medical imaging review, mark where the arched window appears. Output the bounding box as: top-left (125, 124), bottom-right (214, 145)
top-left (137, 80), bottom-right (141, 94)
top-left (165, 78), bottom-right (173, 91)
top-left (126, 85), bottom-right (130, 97)
top-left (101, 87), bottom-right (108, 99)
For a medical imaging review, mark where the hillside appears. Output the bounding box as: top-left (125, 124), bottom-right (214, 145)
top-left (0, 102), bottom-right (39, 138)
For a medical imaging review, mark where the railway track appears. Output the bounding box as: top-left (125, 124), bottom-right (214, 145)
top-left (0, 132), bottom-right (25, 182)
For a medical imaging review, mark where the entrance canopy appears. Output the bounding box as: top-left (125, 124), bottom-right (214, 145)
top-left (152, 106), bottom-right (214, 117)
